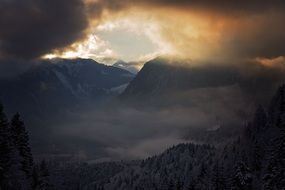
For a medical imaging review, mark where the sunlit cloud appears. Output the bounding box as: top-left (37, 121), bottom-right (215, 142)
top-left (95, 13), bottom-right (174, 61)
top-left (40, 0), bottom-right (285, 67)
top-left (43, 34), bottom-right (119, 64)
top-left (255, 56), bottom-right (285, 68)
top-left (44, 10), bottom-right (175, 64)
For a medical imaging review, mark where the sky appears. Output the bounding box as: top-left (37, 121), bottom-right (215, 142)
top-left (0, 0), bottom-right (285, 66)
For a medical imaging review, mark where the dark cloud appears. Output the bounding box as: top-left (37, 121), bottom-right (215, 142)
top-left (152, 0), bottom-right (285, 14)
top-left (95, 0), bottom-right (285, 15)
top-left (0, 0), bottom-right (88, 59)
top-left (222, 13), bottom-right (285, 58)
top-left (92, 0), bottom-right (285, 59)
top-left (1, 0), bottom-right (284, 60)
top-left (0, 59), bottom-right (35, 77)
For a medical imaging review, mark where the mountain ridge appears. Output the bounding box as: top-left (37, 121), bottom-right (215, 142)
top-left (0, 58), bottom-right (135, 119)
top-left (120, 57), bottom-right (285, 104)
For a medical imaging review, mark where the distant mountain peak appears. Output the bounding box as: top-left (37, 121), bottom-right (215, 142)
top-left (113, 60), bottom-right (127, 67)
top-left (146, 56), bottom-right (193, 66)
top-left (113, 60), bottom-right (139, 74)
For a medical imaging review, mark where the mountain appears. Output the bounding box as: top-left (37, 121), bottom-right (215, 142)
top-left (121, 57), bottom-right (284, 100)
top-left (120, 57), bottom-right (285, 119)
top-left (0, 58), bottom-right (135, 154)
top-left (113, 60), bottom-right (139, 74)
top-left (118, 57), bottom-right (285, 141)
top-left (122, 58), bottom-right (236, 97)
top-left (0, 58), bottom-right (135, 119)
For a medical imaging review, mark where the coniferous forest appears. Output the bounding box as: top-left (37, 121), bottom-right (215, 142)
top-left (1, 85), bottom-right (285, 189)
top-left (0, 104), bottom-right (51, 190)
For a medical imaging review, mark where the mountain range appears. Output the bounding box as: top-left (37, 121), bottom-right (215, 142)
top-left (0, 58), bottom-right (134, 119)
top-left (1, 57), bottom-right (285, 161)
top-left (0, 57), bottom-right (285, 189)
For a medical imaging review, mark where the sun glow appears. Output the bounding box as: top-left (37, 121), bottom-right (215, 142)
top-left (42, 7), bottom-right (231, 64)
top-left (42, 34), bottom-right (118, 63)
top-left (42, 12), bottom-right (176, 64)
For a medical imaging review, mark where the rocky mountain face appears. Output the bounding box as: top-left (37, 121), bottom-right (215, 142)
top-left (121, 57), bottom-right (285, 102)
top-left (121, 58), bottom-right (238, 97)
top-left (0, 58), bottom-right (134, 119)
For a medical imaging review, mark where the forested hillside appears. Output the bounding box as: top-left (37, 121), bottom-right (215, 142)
top-left (47, 85), bottom-right (285, 189)
top-left (1, 85), bottom-right (285, 190)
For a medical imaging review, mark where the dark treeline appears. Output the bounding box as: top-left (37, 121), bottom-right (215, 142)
top-left (0, 104), bottom-right (51, 190)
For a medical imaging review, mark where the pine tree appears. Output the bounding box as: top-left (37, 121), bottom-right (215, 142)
top-left (0, 103), bottom-right (12, 189)
top-left (0, 105), bottom-right (35, 190)
top-left (167, 180), bottom-right (175, 190)
top-left (184, 170), bottom-right (196, 190)
top-left (252, 140), bottom-right (262, 173)
top-left (263, 157), bottom-right (278, 190)
top-left (175, 179), bottom-right (182, 190)
top-left (32, 165), bottom-right (40, 190)
top-left (231, 161), bottom-right (252, 190)
top-left (253, 105), bottom-right (267, 132)
top-left (268, 85), bottom-right (285, 127)
top-left (211, 161), bottom-right (227, 190)
top-left (10, 113), bottom-right (34, 179)
top-left (196, 162), bottom-right (209, 189)
top-left (277, 129), bottom-right (285, 188)
top-left (186, 182), bottom-right (196, 190)
top-left (263, 129), bottom-right (285, 190)
top-left (38, 160), bottom-right (51, 190)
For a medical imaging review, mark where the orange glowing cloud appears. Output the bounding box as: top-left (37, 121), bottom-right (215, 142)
top-left (41, 0), bottom-right (285, 65)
